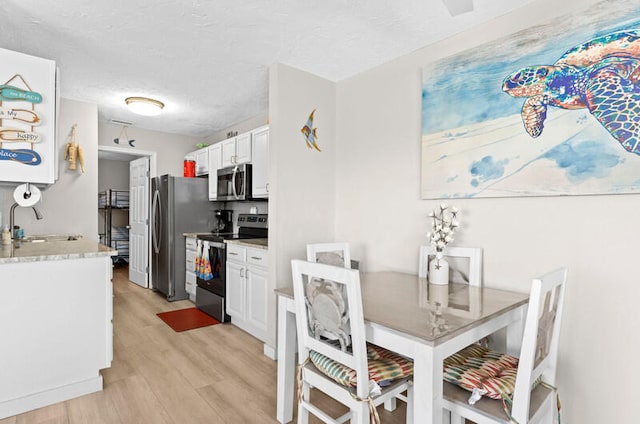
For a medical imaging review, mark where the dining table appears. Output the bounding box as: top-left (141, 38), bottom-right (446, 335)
top-left (275, 271), bottom-right (529, 424)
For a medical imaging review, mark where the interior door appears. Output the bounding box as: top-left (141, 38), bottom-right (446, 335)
top-left (129, 157), bottom-right (150, 287)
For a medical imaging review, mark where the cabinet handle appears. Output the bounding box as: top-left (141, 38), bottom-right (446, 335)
top-left (251, 256), bottom-right (262, 260)
top-left (246, 269), bottom-right (250, 278)
top-left (229, 252), bottom-right (238, 256)
top-left (266, 183), bottom-right (269, 192)
top-left (240, 268), bottom-right (245, 278)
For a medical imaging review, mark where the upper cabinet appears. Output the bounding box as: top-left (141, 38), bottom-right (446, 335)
top-left (251, 126), bottom-right (269, 199)
top-left (208, 143), bottom-right (221, 201)
top-left (195, 147), bottom-right (209, 176)
top-left (221, 132), bottom-right (252, 168)
top-left (0, 48), bottom-right (57, 184)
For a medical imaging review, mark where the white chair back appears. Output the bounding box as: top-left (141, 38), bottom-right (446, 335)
top-left (291, 259), bottom-right (370, 400)
top-left (419, 245), bottom-right (482, 286)
top-left (511, 267), bottom-right (567, 422)
top-left (307, 242), bottom-right (351, 269)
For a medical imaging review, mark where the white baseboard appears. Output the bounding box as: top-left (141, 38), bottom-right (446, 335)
top-left (263, 343), bottom-right (276, 360)
top-left (0, 376), bottom-right (103, 419)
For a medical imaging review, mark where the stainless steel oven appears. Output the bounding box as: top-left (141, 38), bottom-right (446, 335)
top-left (195, 239), bottom-right (231, 322)
top-left (195, 213), bottom-right (268, 322)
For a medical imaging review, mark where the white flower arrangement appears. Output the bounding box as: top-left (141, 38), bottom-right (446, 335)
top-left (427, 204), bottom-right (460, 263)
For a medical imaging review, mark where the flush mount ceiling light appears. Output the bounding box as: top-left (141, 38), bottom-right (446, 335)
top-left (442, 0), bottom-right (474, 16)
top-left (125, 96), bottom-right (165, 116)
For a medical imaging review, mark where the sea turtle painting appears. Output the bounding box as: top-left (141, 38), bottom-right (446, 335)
top-left (502, 29), bottom-right (640, 155)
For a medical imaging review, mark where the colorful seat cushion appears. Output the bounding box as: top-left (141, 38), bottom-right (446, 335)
top-left (309, 343), bottom-right (413, 388)
top-left (443, 344), bottom-right (519, 400)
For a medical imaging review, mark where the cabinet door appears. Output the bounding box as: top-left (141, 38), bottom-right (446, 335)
top-left (246, 265), bottom-right (268, 336)
top-left (195, 147), bottom-right (209, 176)
top-left (251, 126), bottom-right (269, 198)
top-left (225, 261), bottom-right (245, 319)
top-left (208, 143), bottom-right (222, 200)
top-left (235, 132), bottom-right (252, 165)
top-left (221, 138), bottom-right (236, 168)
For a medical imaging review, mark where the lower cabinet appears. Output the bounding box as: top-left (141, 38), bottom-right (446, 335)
top-left (185, 237), bottom-right (197, 302)
top-left (226, 243), bottom-right (268, 342)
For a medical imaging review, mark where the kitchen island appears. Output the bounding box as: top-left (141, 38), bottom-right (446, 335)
top-left (0, 239), bottom-right (116, 419)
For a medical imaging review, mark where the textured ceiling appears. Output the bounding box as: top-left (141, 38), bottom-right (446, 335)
top-left (0, 0), bottom-right (531, 138)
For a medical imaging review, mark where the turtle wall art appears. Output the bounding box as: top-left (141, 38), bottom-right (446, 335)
top-left (421, 0), bottom-right (640, 198)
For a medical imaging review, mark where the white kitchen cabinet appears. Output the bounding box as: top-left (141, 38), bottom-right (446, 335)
top-left (185, 237), bottom-right (197, 302)
top-left (208, 143), bottom-right (222, 200)
top-left (225, 243), bottom-right (267, 342)
top-left (251, 125), bottom-right (269, 198)
top-left (221, 132), bottom-right (252, 168)
top-left (195, 147), bottom-right (209, 176)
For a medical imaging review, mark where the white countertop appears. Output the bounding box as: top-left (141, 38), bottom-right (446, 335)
top-left (0, 239), bottom-right (117, 264)
top-left (224, 238), bottom-right (268, 249)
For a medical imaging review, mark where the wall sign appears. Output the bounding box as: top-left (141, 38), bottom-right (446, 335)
top-left (0, 48), bottom-right (56, 184)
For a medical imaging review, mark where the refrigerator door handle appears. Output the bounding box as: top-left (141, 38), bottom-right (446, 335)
top-left (152, 189), bottom-right (162, 254)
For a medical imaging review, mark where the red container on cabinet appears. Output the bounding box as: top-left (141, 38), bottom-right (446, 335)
top-left (183, 159), bottom-right (196, 177)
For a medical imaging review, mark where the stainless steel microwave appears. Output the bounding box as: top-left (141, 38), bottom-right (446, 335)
top-left (217, 163), bottom-right (252, 201)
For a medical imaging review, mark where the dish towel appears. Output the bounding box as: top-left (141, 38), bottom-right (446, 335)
top-left (201, 241), bottom-right (213, 281)
top-left (195, 239), bottom-right (203, 277)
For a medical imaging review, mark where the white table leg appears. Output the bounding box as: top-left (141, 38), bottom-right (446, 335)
top-left (276, 296), bottom-right (297, 423)
top-left (413, 346), bottom-right (442, 424)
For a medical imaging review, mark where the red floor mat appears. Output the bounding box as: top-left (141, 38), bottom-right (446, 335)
top-left (156, 307), bottom-right (220, 332)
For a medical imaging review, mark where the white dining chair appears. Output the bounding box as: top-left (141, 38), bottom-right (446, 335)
top-left (442, 267), bottom-right (567, 424)
top-left (307, 242), bottom-right (352, 268)
top-left (291, 259), bottom-right (414, 424)
top-left (418, 245), bottom-right (483, 286)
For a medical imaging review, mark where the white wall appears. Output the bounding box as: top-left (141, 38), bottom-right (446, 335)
top-left (268, 63), bottom-right (337, 348)
top-left (98, 123), bottom-right (204, 177)
top-left (333, 0), bottom-right (631, 422)
top-left (0, 98), bottom-right (99, 239)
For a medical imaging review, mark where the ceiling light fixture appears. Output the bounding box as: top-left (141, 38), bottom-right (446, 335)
top-left (125, 96), bottom-right (165, 116)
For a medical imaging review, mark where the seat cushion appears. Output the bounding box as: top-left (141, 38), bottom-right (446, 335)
top-left (443, 344), bottom-right (519, 400)
top-left (309, 343), bottom-right (413, 388)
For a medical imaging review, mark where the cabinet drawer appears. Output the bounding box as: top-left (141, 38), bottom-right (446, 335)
top-left (185, 237), bottom-right (197, 250)
top-left (186, 252), bottom-right (196, 273)
top-left (247, 247), bottom-right (268, 267)
top-left (227, 244), bottom-right (246, 262)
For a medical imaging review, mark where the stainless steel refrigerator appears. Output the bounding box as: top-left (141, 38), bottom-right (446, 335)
top-left (151, 175), bottom-right (213, 301)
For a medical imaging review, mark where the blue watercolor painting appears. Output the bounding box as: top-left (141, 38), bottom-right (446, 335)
top-left (421, 0), bottom-right (640, 198)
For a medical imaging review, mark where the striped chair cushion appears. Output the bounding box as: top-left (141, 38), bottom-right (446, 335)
top-left (309, 343), bottom-right (413, 388)
top-left (443, 344), bottom-right (519, 400)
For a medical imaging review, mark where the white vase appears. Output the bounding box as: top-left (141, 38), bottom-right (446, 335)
top-left (428, 257), bottom-right (449, 285)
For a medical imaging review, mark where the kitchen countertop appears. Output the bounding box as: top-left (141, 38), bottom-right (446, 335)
top-left (183, 232), bottom-right (213, 238)
top-left (0, 239), bottom-right (117, 264)
top-left (225, 238), bottom-right (268, 249)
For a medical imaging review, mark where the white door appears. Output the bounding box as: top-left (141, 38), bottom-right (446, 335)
top-left (129, 157), bottom-right (150, 287)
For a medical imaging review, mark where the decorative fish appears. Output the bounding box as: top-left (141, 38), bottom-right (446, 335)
top-left (0, 127), bottom-right (41, 143)
top-left (0, 148), bottom-right (42, 165)
top-left (0, 107), bottom-right (40, 125)
top-left (0, 85), bottom-right (43, 103)
top-left (301, 109), bottom-right (321, 152)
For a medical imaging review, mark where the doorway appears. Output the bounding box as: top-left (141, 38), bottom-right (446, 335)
top-left (98, 145), bottom-right (157, 288)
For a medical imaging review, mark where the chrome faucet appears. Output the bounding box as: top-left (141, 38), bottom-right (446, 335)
top-left (9, 202), bottom-right (44, 239)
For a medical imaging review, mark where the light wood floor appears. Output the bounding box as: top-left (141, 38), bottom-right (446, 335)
top-left (1, 265), bottom-right (409, 424)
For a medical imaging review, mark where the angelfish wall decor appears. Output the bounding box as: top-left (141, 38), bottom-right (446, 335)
top-left (301, 109), bottom-right (321, 151)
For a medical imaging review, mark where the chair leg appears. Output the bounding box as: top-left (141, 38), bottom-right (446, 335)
top-left (449, 411), bottom-right (464, 424)
top-left (297, 380), bottom-right (310, 424)
top-left (353, 400), bottom-right (370, 424)
top-left (384, 397), bottom-right (397, 412)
